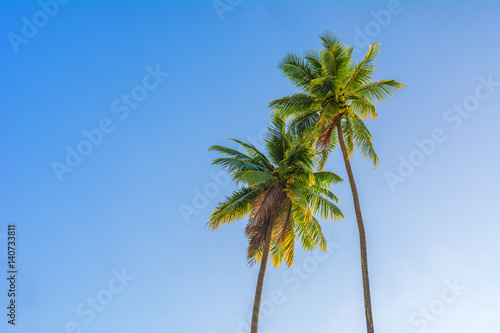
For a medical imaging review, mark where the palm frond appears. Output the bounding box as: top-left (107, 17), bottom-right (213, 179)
top-left (264, 114), bottom-right (288, 165)
top-left (305, 190), bottom-right (344, 221)
top-left (269, 93), bottom-right (318, 119)
top-left (320, 40), bottom-right (352, 85)
top-left (350, 114), bottom-right (379, 167)
top-left (356, 79), bottom-right (405, 103)
top-left (313, 171), bottom-right (343, 186)
top-left (319, 31), bottom-right (341, 50)
top-left (230, 139), bottom-right (274, 171)
top-left (346, 95), bottom-right (377, 119)
top-left (209, 145), bottom-right (252, 161)
top-left (233, 170), bottom-right (276, 187)
top-left (294, 213), bottom-right (327, 252)
top-left (304, 48), bottom-right (323, 77)
top-left (288, 109), bottom-right (320, 139)
top-left (280, 143), bottom-right (315, 171)
top-left (340, 116), bottom-right (354, 158)
top-left (279, 53), bottom-right (317, 90)
top-left (286, 187), bottom-right (313, 224)
top-left (344, 42), bottom-right (380, 91)
top-left (207, 187), bottom-right (260, 230)
top-left (212, 157), bottom-right (266, 173)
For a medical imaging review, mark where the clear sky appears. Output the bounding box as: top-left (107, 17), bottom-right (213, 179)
top-left (0, 1), bottom-right (499, 332)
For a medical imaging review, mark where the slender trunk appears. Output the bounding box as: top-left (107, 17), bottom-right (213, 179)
top-left (250, 222), bottom-right (274, 333)
top-left (336, 122), bottom-right (375, 333)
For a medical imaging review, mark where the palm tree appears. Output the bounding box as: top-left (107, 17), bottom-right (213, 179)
top-left (208, 115), bottom-right (344, 333)
top-left (270, 32), bottom-right (404, 333)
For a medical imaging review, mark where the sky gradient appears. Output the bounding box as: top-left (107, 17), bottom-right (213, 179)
top-left (1, 1), bottom-right (499, 332)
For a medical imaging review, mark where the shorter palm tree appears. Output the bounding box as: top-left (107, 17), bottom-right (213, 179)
top-left (208, 115), bottom-right (344, 333)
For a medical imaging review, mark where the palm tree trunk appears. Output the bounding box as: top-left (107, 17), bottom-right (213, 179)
top-left (250, 222), bottom-right (274, 333)
top-left (336, 122), bottom-right (375, 333)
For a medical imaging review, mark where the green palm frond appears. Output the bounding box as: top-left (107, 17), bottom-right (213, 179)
top-left (307, 76), bottom-right (333, 99)
top-left (344, 42), bottom-right (380, 91)
top-left (264, 114), bottom-right (288, 165)
top-left (321, 48), bottom-right (339, 79)
top-left (233, 170), bottom-right (276, 187)
top-left (319, 31), bottom-right (341, 50)
top-left (304, 49), bottom-right (323, 77)
top-left (208, 187), bottom-right (260, 230)
top-left (288, 110), bottom-right (320, 139)
top-left (347, 95), bottom-right (377, 119)
top-left (269, 94), bottom-right (318, 118)
top-left (294, 213), bottom-right (327, 252)
top-left (356, 79), bottom-right (405, 103)
top-left (209, 145), bottom-right (254, 161)
top-left (287, 187), bottom-right (313, 223)
top-left (280, 214), bottom-right (296, 266)
top-left (341, 116), bottom-right (354, 158)
top-left (320, 36), bottom-right (352, 84)
top-left (308, 185), bottom-right (339, 203)
top-left (280, 143), bottom-right (315, 171)
top-left (350, 114), bottom-right (379, 167)
top-left (305, 190), bottom-right (344, 221)
top-left (212, 157), bottom-right (266, 173)
top-left (292, 169), bottom-right (317, 188)
top-left (313, 171), bottom-right (343, 186)
top-left (230, 139), bottom-right (274, 171)
top-left (279, 53), bottom-right (316, 90)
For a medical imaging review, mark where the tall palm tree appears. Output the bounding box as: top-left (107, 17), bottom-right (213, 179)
top-left (208, 115), bottom-right (344, 333)
top-left (269, 32), bottom-right (404, 333)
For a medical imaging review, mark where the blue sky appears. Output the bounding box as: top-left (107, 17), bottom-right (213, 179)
top-left (0, 1), bottom-right (499, 332)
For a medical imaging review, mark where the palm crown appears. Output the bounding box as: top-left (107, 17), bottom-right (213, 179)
top-left (270, 31), bottom-right (404, 169)
top-left (207, 115), bottom-right (344, 267)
